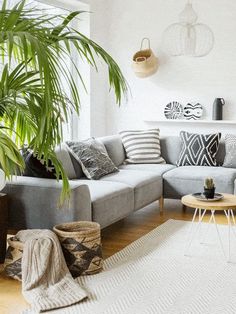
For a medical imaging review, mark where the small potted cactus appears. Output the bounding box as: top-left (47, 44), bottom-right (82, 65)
top-left (204, 177), bottom-right (215, 199)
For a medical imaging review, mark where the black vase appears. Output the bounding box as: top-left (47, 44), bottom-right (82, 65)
top-left (204, 187), bottom-right (215, 199)
top-left (212, 98), bottom-right (225, 120)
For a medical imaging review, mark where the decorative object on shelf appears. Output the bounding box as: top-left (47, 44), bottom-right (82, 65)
top-left (164, 101), bottom-right (183, 120)
top-left (192, 192), bottom-right (223, 202)
top-left (203, 177), bottom-right (215, 199)
top-left (212, 98), bottom-right (225, 120)
top-left (0, 169), bottom-right (5, 191)
top-left (162, 1), bottom-right (214, 57)
top-left (183, 103), bottom-right (203, 120)
top-left (132, 38), bottom-right (158, 78)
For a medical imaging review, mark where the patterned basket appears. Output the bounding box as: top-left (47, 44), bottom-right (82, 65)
top-left (53, 221), bottom-right (103, 277)
top-left (4, 236), bottom-right (23, 281)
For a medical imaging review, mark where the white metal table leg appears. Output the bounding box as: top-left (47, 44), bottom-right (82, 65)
top-left (185, 208), bottom-right (198, 255)
top-left (198, 208), bottom-right (202, 237)
top-left (185, 208), bottom-right (206, 256)
top-left (201, 211), bottom-right (214, 244)
top-left (211, 210), bottom-right (226, 260)
top-left (229, 210), bottom-right (236, 239)
top-left (224, 209), bottom-right (232, 262)
top-left (230, 210), bottom-right (235, 225)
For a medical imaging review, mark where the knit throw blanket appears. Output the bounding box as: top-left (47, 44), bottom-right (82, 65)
top-left (16, 229), bottom-right (87, 313)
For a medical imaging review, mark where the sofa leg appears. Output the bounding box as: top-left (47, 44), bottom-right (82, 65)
top-left (159, 196), bottom-right (164, 215)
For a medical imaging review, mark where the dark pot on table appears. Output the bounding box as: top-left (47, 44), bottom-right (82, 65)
top-left (204, 187), bottom-right (215, 199)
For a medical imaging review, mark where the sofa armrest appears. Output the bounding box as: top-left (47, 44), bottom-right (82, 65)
top-left (3, 176), bottom-right (92, 230)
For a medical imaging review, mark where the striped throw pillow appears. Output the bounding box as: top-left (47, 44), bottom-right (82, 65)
top-left (120, 129), bottom-right (166, 164)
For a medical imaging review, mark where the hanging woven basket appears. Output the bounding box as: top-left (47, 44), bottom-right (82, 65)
top-left (53, 221), bottom-right (103, 277)
top-left (132, 38), bottom-right (158, 78)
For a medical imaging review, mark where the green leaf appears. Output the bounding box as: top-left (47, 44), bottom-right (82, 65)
top-left (0, 1), bottom-right (128, 202)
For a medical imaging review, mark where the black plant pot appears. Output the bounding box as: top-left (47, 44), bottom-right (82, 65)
top-left (204, 187), bottom-right (215, 199)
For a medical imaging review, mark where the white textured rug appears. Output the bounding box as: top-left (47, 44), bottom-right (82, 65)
top-left (52, 219), bottom-right (236, 314)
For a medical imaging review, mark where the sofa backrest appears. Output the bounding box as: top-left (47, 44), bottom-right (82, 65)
top-left (160, 136), bottom-right (181, 165)
top-left (216, 140), bottom-right (226, 166)
top-left (160, 136), bottom-right (226, 166)
top-left (66, 134), bottom-right (226, 179)
top-left (99, 135), bottom-right (126, 167)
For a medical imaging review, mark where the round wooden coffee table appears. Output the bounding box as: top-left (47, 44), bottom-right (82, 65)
top-left (182, 193), bottom-right (236, 262)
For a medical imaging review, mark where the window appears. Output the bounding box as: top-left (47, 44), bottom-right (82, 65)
top-left (37, 0), bottom-right (91, 141)
top-left (0, 0), bottom-right (90, 141)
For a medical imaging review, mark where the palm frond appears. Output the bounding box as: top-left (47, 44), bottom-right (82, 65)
top-left (0, 0), bottom-right (128, 201)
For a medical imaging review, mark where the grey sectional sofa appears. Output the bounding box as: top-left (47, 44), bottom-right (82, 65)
top-left (4, 135), bottom-right (236, 231)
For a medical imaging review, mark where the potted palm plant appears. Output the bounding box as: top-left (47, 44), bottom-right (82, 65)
top-left (0, 0), bottom-right (128, 201)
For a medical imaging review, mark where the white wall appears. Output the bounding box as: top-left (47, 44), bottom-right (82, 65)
top-left (81, 0), bottom-right (111, 138)
top-left (104, 0), bottom-right (236, 137)
top-left (56, 0), bottom-right (111, 139)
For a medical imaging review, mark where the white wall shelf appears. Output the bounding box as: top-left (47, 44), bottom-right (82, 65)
top-left (144, 119), bottom-right (236, 125)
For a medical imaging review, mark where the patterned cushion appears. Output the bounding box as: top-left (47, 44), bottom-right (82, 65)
top-left (223, 134), bottom-right (236, 168)
top-left (22, 151), bottom-right (56, 179)
top-left (119, 129), bottom-right (166, 164)
top-left (176, 131), bottom-right (221, 166)
top-left (66, 139), bottom-right (119, 180)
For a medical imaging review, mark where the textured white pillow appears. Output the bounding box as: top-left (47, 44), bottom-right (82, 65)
top-left (223, 134), bottom-right (236, 168)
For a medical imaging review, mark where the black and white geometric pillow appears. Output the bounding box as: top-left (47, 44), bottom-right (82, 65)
top-left (183, 103), bottom-right (203, 120)
top-left (176, 131), bottom-right (221, 166)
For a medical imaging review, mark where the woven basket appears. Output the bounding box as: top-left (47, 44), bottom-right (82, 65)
top-left (4, 236), bottom-right (24, 281)
top-left (53, 221), bottom-right (103, 277)
top-left (132, 38), bottom-right (158, 78)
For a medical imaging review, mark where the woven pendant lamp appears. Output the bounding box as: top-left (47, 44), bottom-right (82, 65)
top-left (163, 1), bottom-right (214, 57)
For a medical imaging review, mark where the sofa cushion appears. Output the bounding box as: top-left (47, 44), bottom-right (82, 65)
top-left (66, 139), bottom-right (118, 180)
top-left (216, 140), bottom-right (226, 166)
top-left (176, 131), bottom-right (221, 167)
top-left (22, 151), bottom-right (56, 179)
top-left (79, 180), bottom-right (134, 228)
top-left (163, 166), bottom-right (236, 198)
top-left (120, 129), bottom-right (166, 164)
top-left (69, 152), bottom-right (84, 178)
top-left (99, 135), bottom-right (125, 167)
top-left (119, 163), bottom-right (176, 176)
top-left (223, 134), bottom-right (236, 168)
top-left (160, 136), bottom-right (181, 165)
top-left (100, 170), bottom-right (162, 210)
top-left (55, 143), bottom-right (77, 179)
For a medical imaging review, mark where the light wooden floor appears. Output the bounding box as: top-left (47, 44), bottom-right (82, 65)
top-left (0, 200), bottom-right (228, 314)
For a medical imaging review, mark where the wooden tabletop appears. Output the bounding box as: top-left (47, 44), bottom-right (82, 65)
top-left (181, 193), bottom-right (236, 210)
